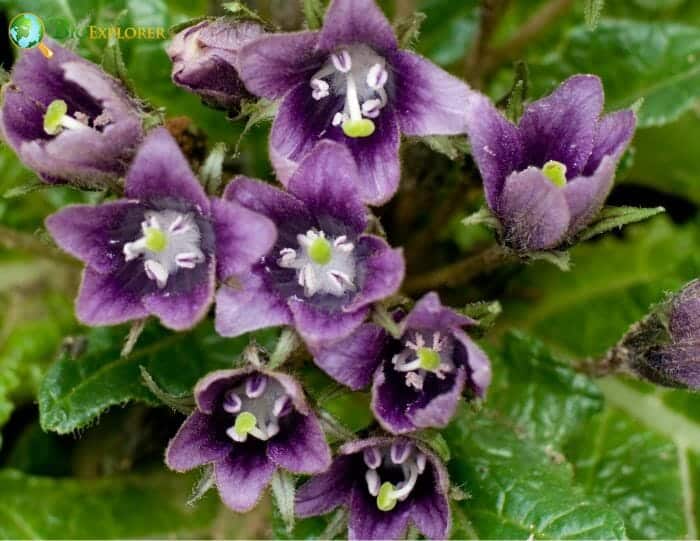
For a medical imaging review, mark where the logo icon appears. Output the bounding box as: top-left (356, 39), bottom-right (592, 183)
top-left (8, 13), bottom-right (54, 58)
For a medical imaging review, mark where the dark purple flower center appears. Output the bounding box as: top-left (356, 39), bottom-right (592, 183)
top-left (392, 331), bottom-right (454, 390)
top-left (122, 209), bottom-right (205, 289)
top-left (309, 44), bottom-right (390, 139)
top-left (43, 98), bottom-right (113, 138)
top-left (221, 374), bottom-right (292, 443)
top-left (362, 441), bottom-right (426, 512)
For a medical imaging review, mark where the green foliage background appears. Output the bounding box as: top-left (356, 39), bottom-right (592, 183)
top-left (0, 0), bottom-right (699, 538)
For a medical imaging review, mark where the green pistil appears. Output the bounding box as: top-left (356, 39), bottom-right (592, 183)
top-left (43, 99), bottom-right (68, 135)
top-left (144, 228), bottom-right (167, 252)
top-left (377, 482), bottom-right (397, 512)
top-left (308, 237), bottom-right (332, 265)
top-left (417, 347), bottom-right (441, 371)
top-left (542, 160), bottom-right (567, 188)
top-left (342, 118), bottom-right (375, 138)
top-left (233, 411), bottom-right (257, 436)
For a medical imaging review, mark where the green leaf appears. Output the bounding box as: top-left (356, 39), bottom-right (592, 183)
top-left (199, 142), bottom-right (228, 195)
top-left (0, 468), bottom-right (221, 538)
top-left (415, 134), bottom-right (470, 160)
top-left (577, 205), bottom-right (666, 241)
top-left (584, 0), bottom-right (605, 29)
top-left (302, 0), bottom-right (326, 30)
top-left (271, 470), bottom-right (296, 534)
top-left (414, 0), bottom-right (479, 66)
top-left (39, 321), bottom-right (278, 434)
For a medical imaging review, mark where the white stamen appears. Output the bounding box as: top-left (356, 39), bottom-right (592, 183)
top-left (311, 78), bottom-right (330, 100)
top-left (223, 392), bottom-right (242, 413)
top-left (391, 441), bottom-right (412, 464)
top-left (246, 375), bottom-right (267, 398)
top-left (175, 252), bottom-right (202, 269)
top-left (344, 73), bottom-right (363, 122)
top-left (144, 260), bottom-right (168, 289)
top-left (331, 50), bottom-right (352, 72)
top-left (366, 469), bottom-right (381, 496)
top-left (366, 63), bottom-right (388, 90)
top-left (405, 371), bottom-right (425, 390)
top-left (273, 395), bottom-right (290, 417)
top-left (364, 447), bottom-right (382, 469)
top-left (390, 463), bottom-right (419, 501)
top-left (362, 99), bottom-right (382, 118)
top-left (123, 238), bottom-right (147, 261)
top-left (59, 114), bottom-right (91, 131)
top-left (416, 453), bottom-right (427, 474)
top-left (332, 112), bottom-right (346, 126)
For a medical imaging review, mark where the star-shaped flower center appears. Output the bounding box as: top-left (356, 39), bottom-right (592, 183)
top-left (309, 44), bottom-right (389, 139)
top-left (363, 442), bottom-right (427, 512)
top-left (277, 229), bottom-right (356, 297)
top-left (392, 332), bottom-right (453, 390)
top-left (123, 209), bottom-right (205, 288)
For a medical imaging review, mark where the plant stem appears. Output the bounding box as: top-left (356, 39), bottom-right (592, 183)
top-left (0, 225), bottom-right (80, 267)
top-left (403, 244), bottom-right (517, 294)
top-left (465, 0), bottom-right (512, 87)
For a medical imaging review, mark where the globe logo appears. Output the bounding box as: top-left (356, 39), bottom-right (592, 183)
top-left (8, 13), bottom-right (54, 58)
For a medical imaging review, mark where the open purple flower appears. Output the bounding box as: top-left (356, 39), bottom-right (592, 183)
top-left (237, 0), bottom-right (474, 205)
top-left (312, 292), bottom-right (490, 433)
top-left (167, 19), bottom-right (264, 111)
top-left (45, 127), bottom-right (276, 331)
top-left (0, 39), bottom-right (143, 187)
top-left (167, 367), bottom-right (331, 512)
top-left (215, 140), bottom-right (404, 346)
top-left (296, 436), bottom-right (450, 540)
top-left (465, 74), bottom-right (636, 252)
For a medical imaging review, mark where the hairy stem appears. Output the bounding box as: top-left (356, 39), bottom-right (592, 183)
top-left (403, 244), bottom-right (517, 294)
top-left (0, 225), bottom-right (80, 267)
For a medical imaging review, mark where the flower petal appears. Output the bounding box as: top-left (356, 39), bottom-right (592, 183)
top-left (215, 269), bottom-right (292, 337)
top-left (165, 411), bottom-right (230, 472)
top-left (464, 93), bottom-right (523, 210)
top-left (408, 366), bottom-right (466, 430)
top-left (295, 455), bottom-right (355, 517)
top-left (289, 298), bottom-right (369, 347)
top-left (453, 329), bottom-right (492, 397)
top-left (142, 256), bottom-right (215, 331)
top-left (563, 155), bottom-right (616, 236)
top-left (583, 109), bottom-right (636, 175)
top-left (45, 201), bottom-right (143, 273)
top-left (287, 140), bottom-right (368, 234)
top-left (348, 483), bottom-right (411, 540)
top-left (671, 281), bottom-right (700, 342)
top-left (403, 292), bottom-right (474, 332)
top-left (498, 167), bottom-right (571, 252)
top-left (76, 268), bottom-right (148, 326)
top-left (391, 50), bottom-right (474, 136)
top-left (211, 197), bottom-right (277, 280)
top-left (267, 411), bottom-right (331, 474)
top-left (214, 443), bottom-right (275, 512)
top-left (371, 363), bottom-right (417, 434)
top-left (311, 324), bottom-right (387, 390)
top-left (318, 0), bottom-right (397, 53)
top-left (519, 74), bottom-right (603, 176)
top-left (125, 127), bottom-right (209, 212)
top-left (194, 368), bottom-right (249, 414)
top-left (238, 31), bottom-right (321, 99)
top-left (410, 460), bottom-right (451, 540)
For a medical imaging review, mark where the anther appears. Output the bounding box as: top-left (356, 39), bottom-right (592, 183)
top-left (331, 50), bottom-right (352, 72)
top-left (223, 391), bottom-right (242, 413)
top-left (363, 447), bottom-right (382, 469)
top-left (366, 63), bottom-right (388, 90)
top-left (245, 374), bottom-right (267, 398)
top-left (311, 78), bottom-right (330, 100)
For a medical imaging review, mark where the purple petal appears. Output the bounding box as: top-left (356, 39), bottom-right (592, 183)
top-left (165, 411), bottom-right (230, 471)
top-left (238, 31), bottom-right (321, 99)
top-left (648, 343), bottom-right (700, 389)
top-left (125, 128), bottom-right (209, 212)
top-left (211, 197), bottom-right (277, 280)
top-left (671, 281), bottom-right (700, 342)
top-left (142, 257), bottom-right (215, 331)
top-left (318, 0), bottom-right (397, 53)
top-left (267, 411), bottom-right (331, 474)
top-left (345, 236), bottom-right (404, 312)
top-left (391, 50), bottom-right (473, 136)
top-left (583, 109), bottom-right (636, 175)
top-left (295, 455), bottom-right (355, 517)
top-left (215, 444), bottom-right (275, 512)
top-left (464, 93), bottom-right (523, 210)
top-left (76, 268), bottom-right (148, 326)
top-left (348, 484), bottom-right (411, 540)
top-left (195, 368), bottom-right (249, 414)
top-left (287, 141), bottom-right (368, 234)
top-left (563, 155), bottom-right (616, 236)
top-left (45, 201), bottom-right (142, 273)
top-left (338, 436), bottom-right (394, 456)
top-left (453, 329), bottom-right (492, 397)
top-left (519, 75), bottom-right (603, 176)
top-left (410, 461), bottom-right (451, 540)
top-left (310, 324), bottom-right (387, 390)
top-left (404, 292), bottom-right (474, 332)
top-left (498, 167), bottom-right (571, 252)
top-left (215, 269), bottom-right (292, 337)
top-left (371, 364), bottom-right (416, 434)
top-left (409, 366), bottom-right (466, 430)
top-left (289, 298), bottom-right (369, 347)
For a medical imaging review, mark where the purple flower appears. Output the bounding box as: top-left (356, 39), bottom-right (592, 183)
top-left (311, 292), bottom-right (490, 433)
top-left (45, 127), bottom-right (276, 331)
top-left (237, 0), bottom-right (475, 205)
top-left (215, 140), bottom-right (404, 346)
top-left (167, 367), bottom-right (331, 512)
top-left (296, 436), bottom-right (451, 540)
top-left (167, 19), bottom-right (264, 111)
top-left (0, 40), bottom-right (143, 187)
top-left (465, 75), bottom-right (636, 252)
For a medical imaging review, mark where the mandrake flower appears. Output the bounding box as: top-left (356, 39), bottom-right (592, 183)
top-left (0, 39), bottom-right (143, 188)
top-left (465, 74), bottom-right (636, 252)
top-left (45, 127), bottom-right (276, 331)
top-left (237, 0), bottom-right (475, 205)
top-left (311, 292), bottom-right (491, 433)
top-left (215, 140), bottom-right (404, 346)
top-left (296, 436), bottom-right (451, 540)
top-left (167, 19), bottom-right (265, 112)
top-left (167, 368), bottom-right (331, 512)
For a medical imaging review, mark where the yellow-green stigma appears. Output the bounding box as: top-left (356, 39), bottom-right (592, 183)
top-left (144, 227), bottom-right (167, 252)
top-left (542, 160), bottom-right (567, 188)
top-left (233, 411), bottom-right (257, 436)
top-left (43, 99), bottom-right (68, 135)
top-left (342, 118), bottom-right (375, 138)
top-left (417, 347), bottom-right (441, 371)
top-left (377, 482), bottom-right (397, 512)
top-left (308, 237), bottom-right (332, 265)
